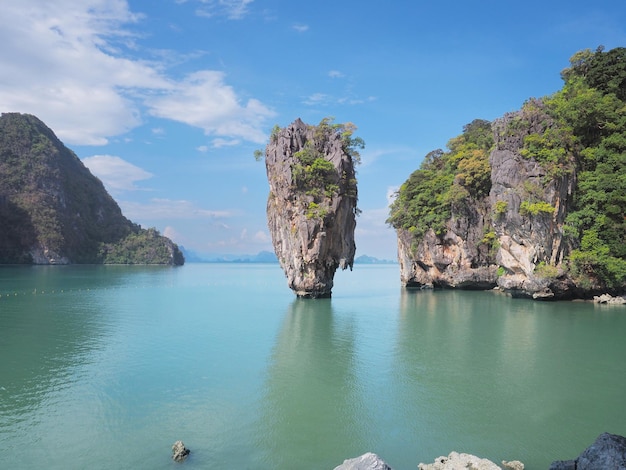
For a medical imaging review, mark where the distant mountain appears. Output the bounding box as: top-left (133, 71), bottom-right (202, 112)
top-left (354, 254), bottom-right (397, 264)
top-left (179, 248), bottom-right (278, 263)
top-left (180, 248), bottom-right (395, 265)
top-left (0, 113), bottom-right (184, 265)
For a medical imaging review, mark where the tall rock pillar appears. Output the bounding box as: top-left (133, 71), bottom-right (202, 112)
top-left (264, 118), bottom-right (360, 298)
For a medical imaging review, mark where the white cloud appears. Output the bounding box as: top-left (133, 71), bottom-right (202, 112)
top-left (292, 23), bottom-right (309, 33)
top-left (195, 0), bottom-right (255, 20)
top-left (82, 155), bottom-right (153, 192)
top-left (253, 230), bottom-right (270, 243)
top-left (303, 93), bottom-right (331, 106)
top-left (119, 198), bottom-right (232, 220)
top-left (328, 70), bottom-right (344, 78)
top-left (0, 1), bottom-right (271, 146)
top-left (212, 137), bottom-right (241, 148)
top-left (163, 226), bottom-right (183, 243)
top-left (147, 70), bottom-right (275, 144)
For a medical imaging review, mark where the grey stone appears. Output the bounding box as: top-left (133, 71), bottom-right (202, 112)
top-left (172, 440), bottom-right (190, 462)
top-left (334, 452), bottom-right (392, 470)
top-left (418, 451), bottom-right (502, 469)
top-left (549, 432), bottom-right (626, 470)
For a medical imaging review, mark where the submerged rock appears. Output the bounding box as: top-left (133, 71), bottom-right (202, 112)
top-left (264, 118), bottom-right (361, 298)
top-left (172, 440), bottom-right (190, 462)
top-left (334, 452), bottom-right (393, 470)
top-left (549, 432), bottom-right (626, 470)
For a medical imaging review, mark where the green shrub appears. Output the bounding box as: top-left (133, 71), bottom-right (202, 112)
top-left (519, 201), bottom-right (554, 217)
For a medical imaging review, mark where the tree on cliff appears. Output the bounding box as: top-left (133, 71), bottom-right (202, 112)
top-left (387, 118), bottom-right (493, 241)
top-left (551, 47), bottom-right (626, 288)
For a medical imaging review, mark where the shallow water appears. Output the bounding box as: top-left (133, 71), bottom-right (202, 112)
top-left (0, 264), bottom-right (624, 469)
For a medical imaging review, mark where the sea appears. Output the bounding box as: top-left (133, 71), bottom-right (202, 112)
top-left (0, 263), bottom-right (625, 469)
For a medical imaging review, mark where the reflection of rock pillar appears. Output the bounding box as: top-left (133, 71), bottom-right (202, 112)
top-left (265, 118), bottom-right (358, 298)
top-left (256, 299), bottom-right (366, 468)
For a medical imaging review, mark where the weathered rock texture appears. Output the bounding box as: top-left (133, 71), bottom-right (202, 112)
top-left (418, 452), bottom-right (524, 470)
top-left (398, 103), bottom-right (580, 299)
top-left (549, 432), bottom-right (626, 470)
top-left (265, 118), bottom-right (358, 297)
top-left (334, 452), bottom-right (393, 470)
top-left (171, 440), bottom-right (190, 462)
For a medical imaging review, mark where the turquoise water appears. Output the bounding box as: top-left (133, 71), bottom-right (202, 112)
top-left (0, 264), bottom-right (625, 469)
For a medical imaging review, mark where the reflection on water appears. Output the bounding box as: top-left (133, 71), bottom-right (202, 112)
top-left (257, 298), bottom-right (370, 469)
top-left (0, 265), bottom-right (625, 470)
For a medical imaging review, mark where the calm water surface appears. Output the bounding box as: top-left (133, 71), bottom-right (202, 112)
top-left (0, 264), bottom-right (625, 469)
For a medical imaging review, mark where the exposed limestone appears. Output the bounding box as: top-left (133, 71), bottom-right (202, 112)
top-left (418, 451), bottom-right (524, 470)
top-left (171, 440), bottom-right (190, 462)
top-left (397, 102), bottom-right (581, 299)
top-left (333, 452), bottom-right (393, 470)
top-left (594, 293), bottom-right (626, 305)
top-left (489, 105), bottom-right (576, 299)
top-left (265, 118), bottom-right (359, 298)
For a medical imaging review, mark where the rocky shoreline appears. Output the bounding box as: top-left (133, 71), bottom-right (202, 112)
top-left (333, 432), bottom-right (626, 470)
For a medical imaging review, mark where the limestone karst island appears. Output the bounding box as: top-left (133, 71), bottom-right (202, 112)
top-left (387, 46), bottom-right (626, 301)
top-left (0, 113), bottom-right (184, 266)
top-left (262, 118), bottom-right (363, 298)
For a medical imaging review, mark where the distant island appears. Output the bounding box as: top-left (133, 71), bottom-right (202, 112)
top-left (180, 247), bottom-right (396, 265)
top-left (0, 113), bottom-right (184, 265)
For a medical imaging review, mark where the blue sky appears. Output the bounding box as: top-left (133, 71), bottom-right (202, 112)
top-left (1, 0), bottom-right (625, 260)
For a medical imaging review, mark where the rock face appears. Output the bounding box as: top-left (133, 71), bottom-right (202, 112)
top-left (265, 118), bottom-right (359, 297)
top-left (549, 432), bottom-right (626, 470)
top-left (0, 113), bottom-right (184, 265)
top-left (397, 103), bottom-right (580, 299)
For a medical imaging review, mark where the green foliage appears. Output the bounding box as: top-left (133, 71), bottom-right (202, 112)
top-left (519, 201), bottom-right (555, 217)
top-left (289, 117), bottom-right (363, 219)
top-left (387, 119), bottom-right (494, 240)
top-left (100, 228), bottom-right (183, 265)
top-left (534, 261), bottom-right (559, 279)
top-left (494, 200), bottom-right (508, 216)
top-left (496, 266), bottom-right (506, 277)
top-left (551, 47), bottom-right (626, 287)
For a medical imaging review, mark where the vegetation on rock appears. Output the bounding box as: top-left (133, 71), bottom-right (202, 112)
top-left (0, 113), bottom-right (184, 265)
top-left (387, 118), bottom-right (493, 240)
top-left (388, 46), bottom-right (626, 292)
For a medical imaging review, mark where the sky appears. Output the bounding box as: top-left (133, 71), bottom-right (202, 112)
top-left (1, 0), bottom-right (625, 260)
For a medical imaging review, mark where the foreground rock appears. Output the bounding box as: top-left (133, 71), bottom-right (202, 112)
top-left (418, 452), bottom-right (523, 470)
top-left (172, 440), bottom-right (190, 462)
top-left (334, 452), bottom-right (392, 470)
top-left (593, 293), bottom-right (626, 305)
top-left (264, 118), bottom-right (361, 297)
top-left (549, 432), bottom-right (626, 469)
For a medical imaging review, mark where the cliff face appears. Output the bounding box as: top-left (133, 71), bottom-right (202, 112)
top-left (396, 104), bottom-right (578, 299)
top-left (265, 118), bottom-right (359, 297)
top-left (488, 106), bottom-right (576, 298)
top-left (0, 113), bottom-right (184, 265)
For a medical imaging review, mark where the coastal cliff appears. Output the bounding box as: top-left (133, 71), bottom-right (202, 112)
top-left (264, 118), bottom-right (362, 297)
top-left (0, 113), bottom-right (184, 265)
top-left (389, 47), bottom-right (626, 299)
